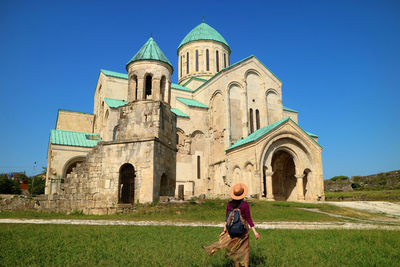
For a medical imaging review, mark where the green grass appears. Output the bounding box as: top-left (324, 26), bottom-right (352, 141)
top-left (325, 189), bottom-right (400, 201)
top-left (0, 199), bottom-right (345, 222)
top-left (1, 224), bottom-right (399, 266)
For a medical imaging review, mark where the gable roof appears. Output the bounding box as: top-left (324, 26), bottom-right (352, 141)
top-left (171, 108), bottom-right (190, 118)
top-left (50, 130), bottom-right (101, 148)
top-left (101, 69), bottom-right (128, 80)
top-left (176, 97), bottom-right (208, 108)
top-left (178, 22), bottom-right (230, 54)
top-left (104, 98), bottom-right (127, 108)
top-left (183, 76), bottom-right (208, 87)
top-left (194, 55), bottom-right (281, 93)
top-left (127, 37), bottom-right (172, 69)
top-left (283, 107), bottom-right (298, 113)
top-left (171, 83), bottom-right (194, 92)
top-left (226, 117), bottom-right (321, 152)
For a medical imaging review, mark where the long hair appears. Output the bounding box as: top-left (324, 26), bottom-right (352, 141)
top-left (229, 199), bottom-right (243, 209)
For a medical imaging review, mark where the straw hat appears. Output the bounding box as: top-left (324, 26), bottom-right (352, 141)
top-left (230, 183), bottom-right (248, 200)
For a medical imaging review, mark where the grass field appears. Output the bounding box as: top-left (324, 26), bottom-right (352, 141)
top-left (325, 189), bottom-right (400, 201)
top-left (0, 199), bottom-right (385, 223)
top-left (1, 224), bottom-right (399, 266)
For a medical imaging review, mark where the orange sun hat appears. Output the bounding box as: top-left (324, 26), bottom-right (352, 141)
top-left (230, 183), bottom-right (248, 200)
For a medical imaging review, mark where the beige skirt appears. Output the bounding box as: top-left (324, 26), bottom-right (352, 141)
top-left (203, 227), bottom-right (250, 266)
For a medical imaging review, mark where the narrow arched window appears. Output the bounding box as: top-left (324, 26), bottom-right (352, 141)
top-left (134, 76), bottom-right (138, 100)
top-left (216, 50), bottom-right (219, 72)
top-left (196, 50), bottom-right (199, 71)
top-left (186, 52), bottom-right (189, 74)
top-left (256, 109), bottom-right (260, 130)
top-left (160, 76), bottom-right (166, 102)
top-left (145, 75), bottom-right (152, 99)
top-left (180, 56), bottom-right (182, 78)
top-left (206, 49), bottom-right (209, 71)
top-left (197, 155), bottom-right (201, 179)
top-left (224, 53), bottom-right (226, 68)
top-left (249, 108), bottom-right (254, 133)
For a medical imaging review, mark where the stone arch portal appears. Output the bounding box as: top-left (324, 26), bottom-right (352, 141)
top-left (119, 163), bottom-right (135, 203)
top-left (63, 156), bottom-right (86, 182)
top-left (271, 150), bottom-right (297, 201)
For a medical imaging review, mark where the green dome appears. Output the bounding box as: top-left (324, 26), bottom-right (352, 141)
top-left (127, 37), bottom-right (173, 70)
top-left (178, 23), bottom-right (230, 54)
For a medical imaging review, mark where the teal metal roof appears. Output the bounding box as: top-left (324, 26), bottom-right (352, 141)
top-left (306, 131), bottom-right (318, 138)
top-left (283, 107), bottom-right (298, 113)
top-left (178, 23), bottom-right (230, 54)
top-left (104, 98), bottom-right (127, 108)
top-left (226, 117), bottom-right (322, 151)
top-left (127, 37), bottom-right (172, 69)
top-left (50, 130), bottom-right (101, 148)
top-left (171, 83), bottom-right (194, 92)
top-left (183, 77), bottom-right (208, 87)
top-left (171, 108), bottom-right (190, 118)
top-left (101, 69), bottom-right (128, 80)
top-left (226, 118), bottom-right (290, 151)
top-left (176, 97), bottom-right (208, 109)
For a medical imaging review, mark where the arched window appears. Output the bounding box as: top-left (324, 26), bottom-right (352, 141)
top-left (224, 53), bottom-right (226, 68)
top-left (249, 108), bottom-right (254, 133)
top-left (256, 109), bottom-right (260, 130)
top-left (145, 75), bottom-right (152, 99)
top-left (186, 52), bottom-right (189, 74)
top-left (216, 50), bottom-right (219, 72)
top-left (196, 50), bottom-right (199, 71)
top-left (134, 76), bottom-right (138, 100)
top-left (206, 49), bottom-right (209, 71)
top-left (160, 76), bottom-right (166, 102)
top-left (180, 56), bottom-right (182, 78)
top-left (197, 155), bottom-right (201, 179)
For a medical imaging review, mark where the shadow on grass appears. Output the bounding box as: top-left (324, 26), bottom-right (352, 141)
top-left (207, 248), bottom-right (267, 267)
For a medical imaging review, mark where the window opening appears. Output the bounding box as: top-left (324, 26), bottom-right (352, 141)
top-left (256, 109), bottom-right (260, 130)
top-left (224, 53), bottom-right (226, 68)
top-left (197, 155), bottom-right (201, 179)
top-left (186, 52), bottom-right (189, 74)
top-left (145, 75), bottom-right (152, 99)
top-left (206, 49), bottom-right (209, 71)
top-left (249, 109), bottom-right (254, 133)
top-left (216, 50), bottom-right (219, 72)
top-left (196, 50), bottom-right (199, 71)
top-left (180, 56), bottom-right (182, 78)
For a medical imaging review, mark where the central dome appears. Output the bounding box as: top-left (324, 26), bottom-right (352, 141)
top-left (178, 22), bottom-right (230, 54)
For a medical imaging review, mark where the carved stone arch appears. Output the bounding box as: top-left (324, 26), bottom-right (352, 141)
top-left (62, 156), bottom-right (86, 182)
top-left (265, 88), bottom-right (280, 96)
top-left (231, 165), bottom-right (242, 186)
top-left (244, 69), bottom-right (262, 79)
top-left (227, 81), bottom-right (243, 91)
top-left (176, 128), bottom-right (185, 147)
top-left (243, 162), bottom-right (255, 195)
top-left (190, 130), bottom-right (204, 138)
top-left (228, 82), bottom-right (243, 144)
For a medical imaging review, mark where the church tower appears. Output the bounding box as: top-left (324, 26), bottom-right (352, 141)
top-left (177, 22), bottom-right (231, 84)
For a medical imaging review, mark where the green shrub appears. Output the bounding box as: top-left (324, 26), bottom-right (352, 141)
top-left (28, 177), bottom-right (45, 196)
top-left (0, 174), bottom-right (21, 194)
top-left (351, 182), bottom-right (361, 189)
top-left (330, 176), bottom-right (349, 181)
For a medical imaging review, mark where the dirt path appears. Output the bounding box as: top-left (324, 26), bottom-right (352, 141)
top-left (1, 218), bottom-right (400, 230)
top-left (324, 201), bottom-right (400, 217)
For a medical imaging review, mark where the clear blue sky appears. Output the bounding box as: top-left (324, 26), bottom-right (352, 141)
top-left (0, 0), bottom-right (399, 178)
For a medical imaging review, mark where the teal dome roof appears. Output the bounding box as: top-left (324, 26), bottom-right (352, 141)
top-left (178, 23), bottom-right (230, 54)
top-left (127, 37), bottom-right (173, 69)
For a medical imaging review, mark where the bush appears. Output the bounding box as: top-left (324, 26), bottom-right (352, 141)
top-left (28, 177), bottom-right (45, 196)
top-left (330, 176), bottom-right (349, 181)
top-left (0, 174), bottom-right (22, 194)
top-left (351, 182), bottom-right (361, 189)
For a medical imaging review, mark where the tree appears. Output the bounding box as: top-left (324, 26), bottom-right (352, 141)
top-left (0, 174), bottom-right (22, 194)
top-left (28, 176), bottom-right (45, 196)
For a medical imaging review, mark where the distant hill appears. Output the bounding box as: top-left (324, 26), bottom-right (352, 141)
top-left (324, 170), bottom-right (400, 192)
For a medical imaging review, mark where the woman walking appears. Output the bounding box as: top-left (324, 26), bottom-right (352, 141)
top-left (203, 183), bottom-right (260, 267)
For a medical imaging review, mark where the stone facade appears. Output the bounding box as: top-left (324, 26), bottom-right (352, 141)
top-left (45, 22), bottom-right (324, 214)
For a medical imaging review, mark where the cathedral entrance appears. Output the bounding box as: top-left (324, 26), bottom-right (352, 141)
top-left (119, 163), bottom-right (135, 203)
top-left (271, 151), bottom-right (296, 201)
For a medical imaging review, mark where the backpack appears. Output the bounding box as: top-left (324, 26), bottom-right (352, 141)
top-left (226, 201), bottom-right (246, 238)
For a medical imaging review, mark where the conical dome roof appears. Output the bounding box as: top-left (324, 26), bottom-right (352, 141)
top-left (127, 37), bottom-right (173, 69)
top-left (178, 22), bottom-right (230, 54)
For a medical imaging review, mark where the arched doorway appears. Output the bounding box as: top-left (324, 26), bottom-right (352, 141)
top-left (119, 163), bottom-right (135, 203)
top-left (271, 150), bottom-right (296, 200)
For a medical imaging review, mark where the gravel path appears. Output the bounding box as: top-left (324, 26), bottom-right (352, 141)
top-left (1, 218), bottom-right (400, 230)
top-left (324, 201), bottom-right (400, 217)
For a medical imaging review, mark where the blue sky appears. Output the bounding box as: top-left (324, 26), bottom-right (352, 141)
top-left (0, 0), bottom-right (399, 178)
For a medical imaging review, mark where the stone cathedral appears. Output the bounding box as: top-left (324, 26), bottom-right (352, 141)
top-left (45, 22), bottom-right (324, 214)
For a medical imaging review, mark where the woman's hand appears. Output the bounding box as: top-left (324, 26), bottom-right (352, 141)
top-left (251, 227), bottom-right (260, 240)
top-left (219, 230), bottom-right (226, 237)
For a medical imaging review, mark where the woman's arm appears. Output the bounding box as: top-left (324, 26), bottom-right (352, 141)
top-left (251, 226), bottom-right (260, 240)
